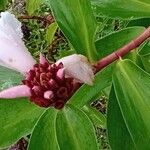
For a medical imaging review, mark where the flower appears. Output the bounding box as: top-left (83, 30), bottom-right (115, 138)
top-left (0, 12), bottom-right (94, 109)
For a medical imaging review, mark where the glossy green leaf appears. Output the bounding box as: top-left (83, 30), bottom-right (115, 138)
top-left (49, 0), bottom-right (98, 61)
top-left (91, 0), bottom-right (150, 19)
top-left (139, 40), bottom-right (150, 73)
top-left (28, 105), bottom-right (98, 150)
top-left (0, 66), bottom-right (23, 90)
top-left (69, 65), bottom-right (113, 108)
top-left (82, 105), bottom-right (106, 128)
top-left (28, 108), bottom-right (59, 150)
top-left (95, 27), bottom-right (145, 58)
top-left (107, 87), bottom-right (136, 150)
top-left (26, 0), bottom-right (43, 15)
top-left (127, 18), bottom-right (150, 28)
top-left (0, 99), bottom-right (44, 149)
top-left (112, 59), bottom-right (150, 149)
top-left (56, 105), bottom-right (98, 150)
top-left (46, 22), bottom-right (58, 45)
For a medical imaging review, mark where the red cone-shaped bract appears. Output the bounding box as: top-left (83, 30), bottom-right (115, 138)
top-left (22, 62), bottom-right (80, 109)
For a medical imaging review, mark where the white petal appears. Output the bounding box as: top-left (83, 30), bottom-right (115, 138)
top-left (0, 85), bottom-right (31, 98)
top-left (0, 12), bottom-right (35, 74)
top-left (0, 12), bottom-right (23, 46)
top-left (56, 54), bottom-right (94, 85)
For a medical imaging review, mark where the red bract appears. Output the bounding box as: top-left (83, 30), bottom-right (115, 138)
top-left (23, 62), bottom-right (81, 109)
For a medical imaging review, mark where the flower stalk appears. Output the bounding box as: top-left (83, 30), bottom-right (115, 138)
top-left (95, 26), bottom-right (150, 71)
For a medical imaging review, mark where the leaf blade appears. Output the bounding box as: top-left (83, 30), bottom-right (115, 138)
top-left (56, 105), bottom-right (99, 150)
top-left (28, 108), bottom-right (59, 150)
top-left (113, 59), bottom-right (150, 149)
top-left (46, 22), bottom-right (58, 45)
top-left (0, 66), bottom-right (23, 90)
top-left (107, 87), bottom-right (136, 150)
top-left (0, 99), bottom-right (44, 149)
top-left (92, 0), bottom-right (150, 19)
top-left (49, 0), bottom-right (98, 61)
top-left (26, 0), bottom-right (43, 15)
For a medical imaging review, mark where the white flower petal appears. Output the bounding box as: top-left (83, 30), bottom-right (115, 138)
top-left (0, 12), bottom-right (35, 74)
top-left (56, 54), bottom-right (94, 85)
top-left (0, 85), bottom-right (31, 99)
top-left (0, 11), bottom-right (23, 45)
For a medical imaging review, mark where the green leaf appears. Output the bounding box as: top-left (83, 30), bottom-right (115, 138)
top-left (56, 105), bottom-right (98, 150)
top-left (0, 0), bottom-right (8, 10)
top-left (107, 87), bottom-right (136, 150)
top-left (112, 59), bottom-right (150, 149)
top-left (69, 65), bottom-right (113, 108)
top-left (127, 18), bottom-right (150, 28)
top-left (28, 108), bottom-right (59, 150)
top-left (29, 105), bottom-right (98, 150)
top-left (26, 0), bottom-right (43, 15)
top-left (139, 40), bottom-right (150, 73)
top-left (0, 99), bottom-right (44, 149)
top-left (49, 0), bottom-right (98, 62)
top-left (95, 27), bottom-right (145, 58)
top-left (91, 0), bottom-right (150, 19)
top-left (124, 50), bottom-right (144, 69)
top-left (46, 22), bottom-right (58, 45)
top-left (0, 66), bottom-right (23, 90)
top-left (82, 105), bottom-right (106, 128)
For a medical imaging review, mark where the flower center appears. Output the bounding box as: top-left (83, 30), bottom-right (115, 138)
top-left (22, 62), bottom-right (80, 109)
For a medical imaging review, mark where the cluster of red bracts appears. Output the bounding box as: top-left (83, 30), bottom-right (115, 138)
top-left (22, 62), bottom-right (81, 109)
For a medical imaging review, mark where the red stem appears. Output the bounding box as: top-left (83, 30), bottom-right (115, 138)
top-left (95, 26), bottom-right (150, 71)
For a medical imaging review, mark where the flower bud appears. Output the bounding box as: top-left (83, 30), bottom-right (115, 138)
top-left (56, 54), bottom-right (94, 85)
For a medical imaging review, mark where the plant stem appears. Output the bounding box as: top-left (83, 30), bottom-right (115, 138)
top-left (95, 26), bottom-right (150, 71)
top-left (18, 15), bottom-right (54, 26)
top-left (18, 15), bottom-right (44, 20)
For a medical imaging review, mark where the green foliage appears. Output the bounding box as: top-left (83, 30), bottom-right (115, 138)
top-left (26, 0), bottom-right (43, 15)
top-left (46, 22), bottom-right (58, 45)
top-left (24, 21), bottom-right (48, 57)
top-left (82, 105), bottom-right (106, 128)
top-left (28, 105), bottom-right (98, 150)
top-left (28, 108), bottom-right (59, 150)
top-left (0, 99), bottom-right (44, 149)
top-left (49, 0), bottom-right (98, 62)
top-left (91, 0), bottom-right (150, 19)
top-left (108, 87), bottom-right (136, 150)
top-left (139, 41), bottom-right (150, 73)
top-left (127, 18), bottom-right (150, 28)
top-left (0, 66), bottom-right (23, 90)
top-left (108, 59), bottom-right (150, 149)
top-left (95, 27), bottom-right (145, 58)
top-left (0, 0), bottom-right (8, 10)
